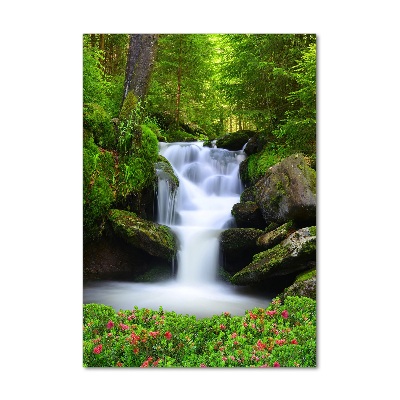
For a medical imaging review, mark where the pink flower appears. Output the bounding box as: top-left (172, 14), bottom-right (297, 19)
top-left (119, 323), bottom-right (129, 330)
top-left (93, 344), bottom-right (103, 354)
top-left (266, 310), bottom-right (277, 316)
top-left (220, 324), bottom-right (226, 330)
top-left (200, 364), bottom-right (207, 368)
top-left (231, 332), bottom-right (238, 339)
top-left (106, 320), bottom-right (114, 329)
top-left (165, 331), bottom-right (172, 340)
top-left (276, 339), bottom-right (286, 346)
top-left (149, 331), bottom-right (159, 338)
top-left (243, 322), bottom-right (248, 327)
top-left (281, 310), bottom-right (289, 319)
top-left (291, 339), bottom-right (298, 345)
top-left (224, 312), bottom-right (231, 317)
top-left (273, 362), bottom-right (280, 367)
top-left (222, 356), bottom-right (228, 361)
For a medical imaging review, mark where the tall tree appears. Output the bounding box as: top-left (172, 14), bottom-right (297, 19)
top-left (122, 34), bottom-right (159, 103)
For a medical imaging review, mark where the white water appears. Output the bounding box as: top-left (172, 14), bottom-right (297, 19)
top-left (83, 141), bottom-right (271, 317)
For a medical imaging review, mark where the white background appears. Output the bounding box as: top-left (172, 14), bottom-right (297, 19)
top-left (1, 1), bottom-right (399, 399)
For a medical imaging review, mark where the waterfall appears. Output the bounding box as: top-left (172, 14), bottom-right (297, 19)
top-left (157, 141), bottom-right (245, 284)
top-left (84, 141), bottom-right (271, 317)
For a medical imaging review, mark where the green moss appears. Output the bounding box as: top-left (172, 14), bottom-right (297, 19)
top-left (119, 92), bottom-right (138, 122)
top-left (309, 226), bottom-right (316, 236)
top-left (296, 269), bottom-right (316, 282)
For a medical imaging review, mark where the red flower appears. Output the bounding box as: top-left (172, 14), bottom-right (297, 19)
top-left (140, 357), bottom-right (153, 368)
top-left (256, 339), bottom-right (267, 351)
top-left (165, 331), bottom-right (172, 340)
top-left (149, 331), bottom-right (159, 338)
top-left (266, 310), bottom-right (277, 316)
top-left (220, 324), bottom-right (226, 330)
top-left (106, 320), bottom-right (114, 329)
top-left (291, 339), bottom-right (298, 345)
top-left (93, 344), bottom-right (103, 354)
top-left (281, 310), bottom-right (289, 319)
top-left (119, 323), bottom-right (129, 330)
top-left (273, 362), bottom-right (280, 367)
top-left (276, 339), bottom-right (286, 346)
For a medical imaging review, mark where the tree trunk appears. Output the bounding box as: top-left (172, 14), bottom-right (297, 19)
top-left (122, 34), bottom-right (159, 103)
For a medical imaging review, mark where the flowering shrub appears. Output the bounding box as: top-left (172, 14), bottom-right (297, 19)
top-left (83, 296), bottom-right (316, 367)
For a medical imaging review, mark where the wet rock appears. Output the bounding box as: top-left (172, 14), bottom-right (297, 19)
top-left (155, 155), bottom-right (179, 192)
top-left (220, 228), bottom-right (264, 274)
top-left (216, 130), bottom-right (256, 151)
top-left (231, 226), bottom-right (316, 285)
top-left (108, 209), bottom-right (177, 261)
top-left (254, 153), bottom-right (316, 226)
top-left (231, 202), bottom-right (266, 229)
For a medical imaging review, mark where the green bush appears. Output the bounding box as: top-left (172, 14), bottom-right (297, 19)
top-left (83, 103), bottom-right (115, 149)
top-left (83, 138), bottom-right (116, 241)
top-left (83, 296), bottom-right (316, 367)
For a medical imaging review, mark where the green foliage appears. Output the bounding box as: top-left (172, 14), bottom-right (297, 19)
top-left (83, 138), bottom-right (116, 241)
top-left (245, 142), bottom-right (289, 185)
top-left (83, 296), bottom-right (316, 367)
top-left (273, 43), bottom-right (316, 156)
top-left (83, 103), bottom-right (115, 149)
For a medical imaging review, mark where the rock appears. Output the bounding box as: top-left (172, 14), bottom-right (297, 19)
top-left (239, 158), bottom-right (252, 188)
top-left (83, 236), bottom-right (172, 280)
top-left (282, 269), bottom-right (317, 300)
top-left (254, 153), bottom-right (316, 226)
top-left (108, 209), bottom-right (177, 261)
top-left (231, 226), bottom-right (316, 285)
top-left (231, 202), bottom-right (266, 229)
top-left (220, 228), bottom-right (264, 274)
top-left (155, 155), bottom-right (179, 192)
top-left (216, 130), bottom-right (256, 151)
top-left (240, 187), bottom-right (256, 203)
top-left (256, 221), bottom-right (294, 250)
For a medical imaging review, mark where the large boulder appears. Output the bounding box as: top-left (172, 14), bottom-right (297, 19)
top-left (254, 154), bottom-right (316, 226)
top-left (216, 130), bottom-right (256, 151)
top-left (231, 226), bottom-right (316, 286)
top-left (108, 209), bottom-right (177, 261)
top-left (220, 228), bottom-right (264, 274)
top-left (231, 202), bottom-right (266, 229)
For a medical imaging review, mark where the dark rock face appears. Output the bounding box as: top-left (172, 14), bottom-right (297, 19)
top-left (240, 187), bottom-right (256, 203)
top-left (108, 209), bottom-right (177, 261)
top-left (216, 130), bottom-right (256, 151)
top-left (231, 202), bottom-right (266, 229)
top-left (220, 228), bottom-right (264, 274)
top-left (239, 158), bottom-right (252, 188)
top-left (83, 236), bottom-right (171, 280)
top-left (231, 226), bottom-right (316, 286)
top-left (254, 154), bottom-right (316, 226)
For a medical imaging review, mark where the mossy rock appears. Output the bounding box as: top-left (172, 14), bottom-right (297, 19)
top-left (240, 187), bottom-right (256, 203)
top-left (216, 130), bottom-right (256, 151)
top-left (282, 269), bottom-right (316, 300)
top-left (155, 155), bottom-right (179, 192)
top-left (256, 221), bottom-right (294, 250)
top-left (231, 202), bottom-right (266, 229)
top-left (254, 153), bottom-right (316, 226)
top-left (231, 226), bottom-right (316, 285)
top-left (108, 209), bottom-right (177, 261)
top-left (220, 228), bottom-right (264, 251)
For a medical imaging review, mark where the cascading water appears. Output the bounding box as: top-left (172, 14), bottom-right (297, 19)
top-left (83, 141), bottom-right (271, 318)
top-left (157, 141), bottom-right (243, 284)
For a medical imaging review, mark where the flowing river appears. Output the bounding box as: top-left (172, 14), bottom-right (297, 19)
top-left (83, 142), bottom-right (271, 318)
